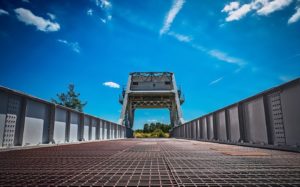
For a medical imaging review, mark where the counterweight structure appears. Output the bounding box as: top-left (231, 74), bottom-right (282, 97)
top-left (119, 72), bottom-right (184, 132)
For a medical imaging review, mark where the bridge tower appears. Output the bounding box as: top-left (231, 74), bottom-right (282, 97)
top-left (119, 72), bottom-right (184, 136)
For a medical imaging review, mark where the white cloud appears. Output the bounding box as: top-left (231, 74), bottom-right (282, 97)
top-left (94, 0), bottom-right (112, 23)
top-left (288, 7), bottom-right (300, 24)
top-left (14, 8), bottom-right (60, 32)
top-left (222, 2), bottom-right (240, 12)
top-left (47, 13), bottom-right (55, 20)
top-left (167, 31), bottom-right (192, 42)
top-left (208, 50), bottom-right (245, 67)
top-left (209, 77), bottom-right (224, 85)
top-left (57, 39), bottom-right (80, 53)
top-left (0, 9), bottom-right (9, 15)
top-left (95, 0), bottom-right (111, 9)
top-left (222, 0), bottom-right (293, 22)
top-left (160, 0), bottom-right (185, 35)
top-left (257, 0), bottom-right (292, 15)
top-left (189, 44), bottom-right (246, 69)
top-left (87, 9), bottom-right (93, 16)
top-left (103, 81), bottom-right (120, 89)
top-left (225, 4), bottom-right (252, 22)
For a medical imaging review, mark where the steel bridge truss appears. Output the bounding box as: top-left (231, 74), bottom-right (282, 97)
top-left (119, 72), bottom-right (184, 136)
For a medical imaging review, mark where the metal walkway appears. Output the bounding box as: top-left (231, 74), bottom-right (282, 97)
top-left (1, 139), bottom-right (299, 186)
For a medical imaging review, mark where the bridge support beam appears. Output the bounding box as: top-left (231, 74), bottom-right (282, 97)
top-left (119, 72), bottom-right (185, 136)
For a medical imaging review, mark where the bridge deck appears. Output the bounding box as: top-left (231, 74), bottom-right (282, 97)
top-left (1, 139), bottom-right (300, 186)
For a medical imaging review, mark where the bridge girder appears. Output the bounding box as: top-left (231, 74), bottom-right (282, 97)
top-left (119, 72), bottom-right (184, 132)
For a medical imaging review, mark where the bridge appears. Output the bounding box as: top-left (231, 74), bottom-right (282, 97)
top-left (0, 72), bottom-right (300, 186)
top-left (119, 72), bottom-right (184, 137)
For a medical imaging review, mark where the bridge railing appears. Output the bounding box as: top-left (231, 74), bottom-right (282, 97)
top-left (0, 86), bottom-right (127, 148)
top-left (172, 78), bottom-right (300, 151)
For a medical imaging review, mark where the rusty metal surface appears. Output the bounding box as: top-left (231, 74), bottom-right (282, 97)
top-left (0, 139), bottom-right (300, 186)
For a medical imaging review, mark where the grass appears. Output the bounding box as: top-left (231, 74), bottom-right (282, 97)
top-left (134, 130), bottom-right (170, 138)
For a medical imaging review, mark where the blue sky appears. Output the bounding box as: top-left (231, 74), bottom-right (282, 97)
top-left (0, 0), bottom-right (300, 129)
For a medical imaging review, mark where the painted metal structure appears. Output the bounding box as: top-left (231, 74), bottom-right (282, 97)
top-left (172, 78), bottom-right (300, 151)
top-left (0, 86), bottom-right (126, 148)
top-left (119, 72), bottom-right (184, 136)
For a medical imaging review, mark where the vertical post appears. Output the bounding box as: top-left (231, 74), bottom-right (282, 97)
top-left (198, 119), bottom-right (201, 140)
top-left (117, 125), bottom-right (119, 139)
top-left (206, 116), bottom-right (210, 140)
top-left (96, 118), bottom-right (100, 140)
top-left (194, 121), bottom-right (197, 140)
top-left (225, 109), bottom-right (230, 142)
top-left (101, 120), bottom-right (104, 140)
top-left (187, 123), bottom-right (190, 139)
top-left (115, 124), bottom-right (117, 139)
top-left (213, 113), bottom-right (218, 140)
top-left (89, 116), bottom-right (92, 141)
top-left (104, 121), bottom-right (106, 139)
top-left (190, 122), bottom-right (192, 139)
top-left (120, 125), bottom-right (124, 138)
top-left (190, 122), bottom-right (193, 139)
top-left (123, 126), bottom-right (125, 138)
top-left (263, 95), bottom-right (273, 145)
top-left (16, 97), bottom-right (27, 146)
top-left (48, 104), bottom-right (56, 144)
top-left (65, 110), bottom-right (71, 143)
top-left (111, 123), bottom-right (114, 139)
top-left (238, 103), bottom-right (246, 143)
top-left (79, 113), bottom-right (84, 141)
top-left (107, 122), bottom-right (110, 139)
top-left (185, 124), bottom-right (187, 138)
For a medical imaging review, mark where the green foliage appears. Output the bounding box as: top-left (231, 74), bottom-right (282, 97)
top-left (143, 122), bottom-right (171, 133)
top-left (134, 122), bottom-right (171, 138)
top-left (151, 129), bottom-right (168, 138)
top-left (143, 123), bottom-right (150, 133)
top-left (149, 123), bottom-right (156, 132)
top-left (51, 84), bottom-right (87, 112)
top-left (134, 131), bottom-right (169, 138)
top-left (135, 129), bottom-right (143, 133)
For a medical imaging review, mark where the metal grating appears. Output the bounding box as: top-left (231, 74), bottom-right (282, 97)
top-left (269, 92), bottom-right (286, 145)
top-left (0, 139), bottom-right (300, 186)
top-left (2, 97), bottom-right (20, 147)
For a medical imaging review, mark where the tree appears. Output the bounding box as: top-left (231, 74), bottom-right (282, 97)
top-left (51, 84), bottom-right (87, 112)
top-left (143, 123), bottom-right (149, 133)
top-left (149, 123), bottom-right (156, 132)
